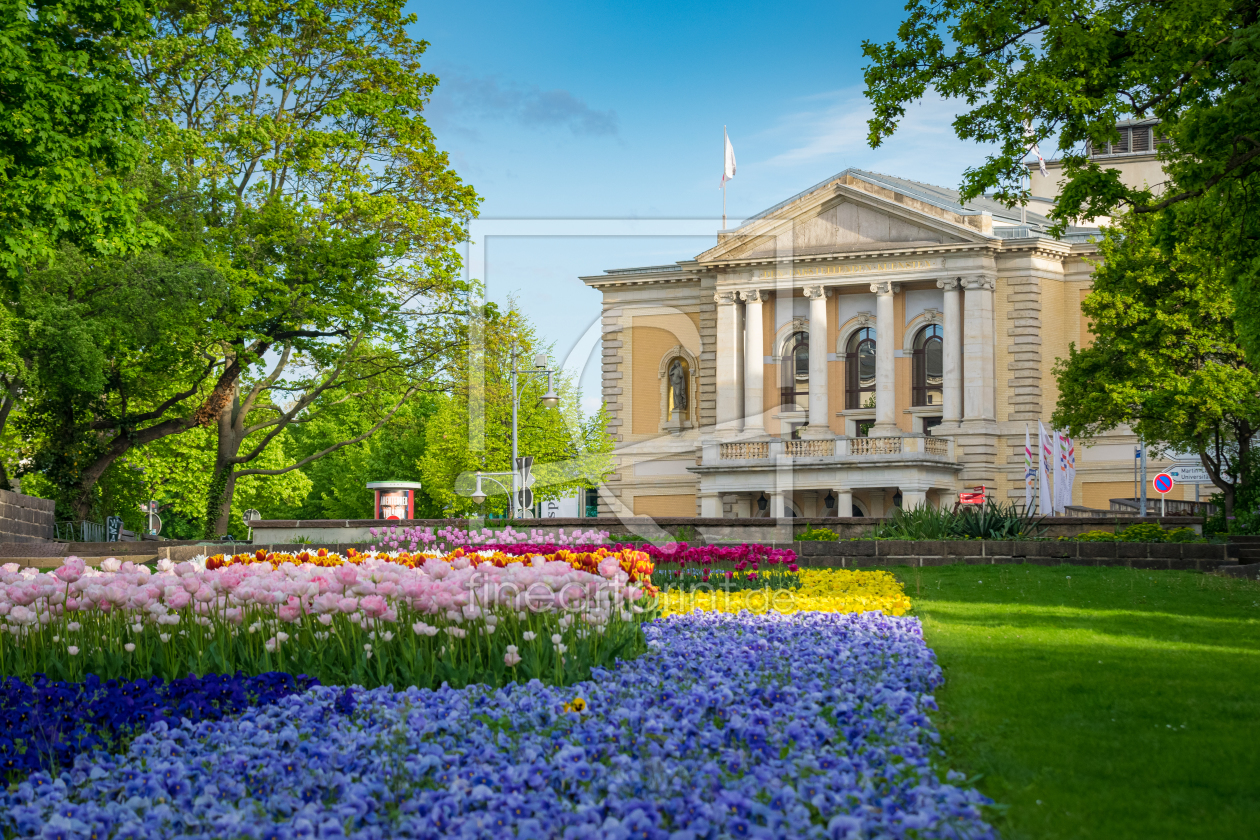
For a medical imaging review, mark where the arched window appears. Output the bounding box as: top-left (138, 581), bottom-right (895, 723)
top-left (912, 324), bottom-right (943, 407)
top-left (845, 327), bottom-right (876, 409)
top-left (780, 331), bottom-right (809, 409)
top-left (666, 357), bottom-right (690, 416)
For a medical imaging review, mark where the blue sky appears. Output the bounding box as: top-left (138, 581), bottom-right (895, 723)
top-left (409, 0), bottom-right (996, 409)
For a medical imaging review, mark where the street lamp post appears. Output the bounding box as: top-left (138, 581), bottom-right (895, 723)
top-left (471, 471), bottom-right (513, 506)
top-left (507, 347), bottom-right (560, 518)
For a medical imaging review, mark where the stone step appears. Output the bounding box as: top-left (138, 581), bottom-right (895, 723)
top-left (1217, 562), bottom-right (1260, 580)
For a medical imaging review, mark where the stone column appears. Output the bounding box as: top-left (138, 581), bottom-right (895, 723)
top-left (741, 289), bottom-right (766, 434)
top-left (961, 276), bottom-right (997, 422)
top-left (870, 281), bottom-right (899, 435)
top-left (901, 489), bottom-right (927, 510)
top-left (868, 489), bottom-right (886, 518)
top-left (836, 489), bottom-right (853, 518)
top-left (734, 301), bottom-right (745, 433)
top-left (714, 290), bottom-right (740, 435)
top-left (699, 493), bottom-right (721, 518)
top-left (770, 490), bottom-right (786, 519)
top-left (936, 278), bottom-right (963, 426)
top-left (802, 285), bottom-right (831, 439)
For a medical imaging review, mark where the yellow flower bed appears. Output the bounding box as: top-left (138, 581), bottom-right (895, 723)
top-left (656, 569), bottom-right (912, 617)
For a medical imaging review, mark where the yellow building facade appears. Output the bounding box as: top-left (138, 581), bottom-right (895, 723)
top-left (583, 143), bottom-right (1192, 518)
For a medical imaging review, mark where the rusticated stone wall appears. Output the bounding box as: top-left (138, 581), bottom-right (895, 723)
top-left (0, 489), bottom-right (55, 543)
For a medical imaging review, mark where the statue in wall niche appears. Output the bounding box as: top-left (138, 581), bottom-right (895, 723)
top-left (668, 359), bottom-right (688, 414)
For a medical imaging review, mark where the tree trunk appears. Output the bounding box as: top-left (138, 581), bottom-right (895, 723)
top-left (205, 387), bottom-right (246, 537)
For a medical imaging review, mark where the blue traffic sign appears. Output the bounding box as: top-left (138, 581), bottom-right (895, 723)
top-left (1152, 473), bottom-right (1174, 494)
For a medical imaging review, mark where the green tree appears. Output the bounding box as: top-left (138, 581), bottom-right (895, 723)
top-left (12, 227), bottom-right (224, 518)
top-left (420, 305), bottom-right (613, 518)
top-left (1051, 211), bottom-right (1260, 521)
top-left (37, 0), bottom-right (479, 520)
top-left (0, 0), bottom-right (154, 275)
top-left (0, 0), bottom-right (159, 491)
top-left (862, 0), bottom-right (1258, 222)
top-left (272, 392), bottom-right (440, 521)
top-left (863, 0), bottom-right (1260, 356)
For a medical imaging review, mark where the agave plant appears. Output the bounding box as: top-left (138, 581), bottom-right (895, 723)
top-left (949, 500), bottom-right (1045, 540)
top-left (870, 507), bottom-right (956, 540)
top-left (871, 500), bottom-right (1044, 540)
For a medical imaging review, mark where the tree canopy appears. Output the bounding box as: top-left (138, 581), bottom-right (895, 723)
top-left (863, 0), bottom-right (1259, 224)
top-left (0, 0), bottom-right (155, 275)
top-left (1051, 211), bottom-right (1260, 520)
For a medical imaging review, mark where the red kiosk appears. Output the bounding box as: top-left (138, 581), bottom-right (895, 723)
top-left (366, 480), bottom-right (423, 520)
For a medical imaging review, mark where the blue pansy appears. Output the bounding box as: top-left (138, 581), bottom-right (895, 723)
top-left (0, 612), bottom-right (994, 839)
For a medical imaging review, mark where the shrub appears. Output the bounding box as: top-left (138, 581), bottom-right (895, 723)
top-left (798, 524), bottom-right (839, 541)
top-left (1074, 530), bottom-right (1117, 542)
top-left (1164, 526), bottom-right (1201, 543)
top-left (1117, 522), bottom-right (1169, 542)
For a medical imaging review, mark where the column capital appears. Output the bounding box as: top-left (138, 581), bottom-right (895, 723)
top-left (936, 277), bottom-right (961, 291)
top-left (869, 280), bottom-right (899, 296)
top-left (713, 290), bottom-right (739, 305)
top-left (960, 275), bottom-right (995, 291)
top-left (802, 284), bottom-right (830, 300)
top-left (739, 289), bottom-right (767, 303)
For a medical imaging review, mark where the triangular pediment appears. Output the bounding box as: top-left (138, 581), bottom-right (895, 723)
top-left (697, 170), bottom-right (997, 264)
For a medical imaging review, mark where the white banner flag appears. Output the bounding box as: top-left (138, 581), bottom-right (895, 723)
top-left (722, 127), bottom-right (736, 185)
top-left (1068, 438), bottom-right (1078, 508)
top-left (1039, 421), bottom-right (1054, 515)
top-left (1055, 430), bottom-right (1069, 514)
top-left (1024, 424), bottom-right (1036, 514)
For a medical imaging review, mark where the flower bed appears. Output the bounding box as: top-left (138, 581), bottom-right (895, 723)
top-left (0, 553), bottom-right (653, 689)
top-left (658, 569), bottom-right (912, 617)
top-left (1, 672), bottom-right (314, 780)
top-left (1, 611), bottom-right (994, 840)
top-left (208, 545), bottom-right (657, 588)
top-left (369, 524), bottom-right (612, 553)
top-left (448, 542), bottom-right (802, 591)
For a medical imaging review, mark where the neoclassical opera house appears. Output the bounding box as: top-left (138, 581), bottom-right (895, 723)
top-left (583, 131), bottom-right (1188, 518)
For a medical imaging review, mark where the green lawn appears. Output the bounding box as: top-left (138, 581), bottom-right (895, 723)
top-left (891, 564), bottom-right (1260, 840)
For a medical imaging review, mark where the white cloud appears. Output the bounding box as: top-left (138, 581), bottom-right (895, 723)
top-left (755, 88), bottom-right (994, 189)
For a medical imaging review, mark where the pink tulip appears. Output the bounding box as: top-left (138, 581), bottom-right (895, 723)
top-left (337, 597), bottom-right (359, 614)
top-left (360, 595), bottom-right (388, 619)
top-left (53, 557), bottom-right (85, 584)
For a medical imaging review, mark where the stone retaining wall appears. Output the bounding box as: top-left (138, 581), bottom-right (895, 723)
top-left (250, 515), bottom-right (1203, 545)
top-left (0, 489), bottom-right (55, 542)
top-left (786, 538), bottom-right (1233, 572)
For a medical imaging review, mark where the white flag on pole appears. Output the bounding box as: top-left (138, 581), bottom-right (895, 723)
top-left (1024, 120), bottom-right (1048, 177)
top-left (722, 127), bottom-right (736, 186)
top-left (1039, 421), bottom-right (1054, 515)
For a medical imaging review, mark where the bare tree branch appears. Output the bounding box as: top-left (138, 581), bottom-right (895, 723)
top-left (234, 386), bottom-right (417, 477)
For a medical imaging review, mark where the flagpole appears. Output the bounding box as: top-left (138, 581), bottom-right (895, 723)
top-left (722, 125), bottom-right (727, 230)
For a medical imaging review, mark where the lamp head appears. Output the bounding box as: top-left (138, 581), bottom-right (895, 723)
top-left (757, 493), bottom-right (768, 512)
top-left (540, 389), bottom-right (560, 409)
top-left (471, 472), bottom-right (486, 505)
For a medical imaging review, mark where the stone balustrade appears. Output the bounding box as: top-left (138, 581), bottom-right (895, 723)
top-left (713, 434), bottom-right (954, 463)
